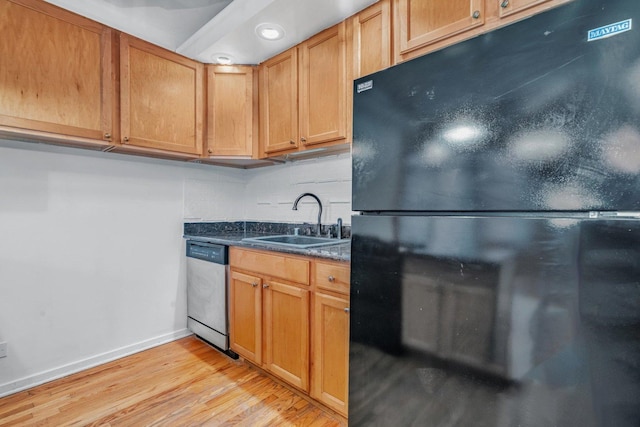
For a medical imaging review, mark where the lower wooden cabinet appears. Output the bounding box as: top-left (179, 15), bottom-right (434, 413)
top-left (229, 270), bottom-right (262, 364)
top-left (312, 292), bottom-right (350, 416)
top-left (229, 248), bottom-right (311, 392)
top-left (229, 247), bottom-right (350, 417)
top-left (264, 280), bottom-right (310, 391)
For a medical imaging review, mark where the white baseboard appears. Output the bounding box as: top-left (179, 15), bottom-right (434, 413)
top-left (0, 329), bottom-right (193, 398)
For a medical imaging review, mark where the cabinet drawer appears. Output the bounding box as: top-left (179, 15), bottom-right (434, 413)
top-left (230, 248), bottom-right (309, 285)
top-left (314, 261), bottom-right (350, 295)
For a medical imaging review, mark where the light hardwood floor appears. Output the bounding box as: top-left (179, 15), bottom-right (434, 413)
top-left (0, 336), bottom-right (344, 426)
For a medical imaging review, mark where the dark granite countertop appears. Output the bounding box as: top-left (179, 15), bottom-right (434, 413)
top-left (183, 222), bottom-right (351, 262)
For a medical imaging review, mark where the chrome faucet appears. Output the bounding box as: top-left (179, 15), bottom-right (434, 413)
top-left (292, 193), bottom-right (323, 237)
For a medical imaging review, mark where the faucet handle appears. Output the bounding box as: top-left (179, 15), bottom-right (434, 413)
top-left (294, 227), bottom-right (300, 236)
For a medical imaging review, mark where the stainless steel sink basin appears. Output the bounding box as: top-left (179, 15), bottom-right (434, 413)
top-left (242, 235), bottom-right (348, 249)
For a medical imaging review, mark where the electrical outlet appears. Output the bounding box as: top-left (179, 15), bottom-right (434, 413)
top-left (0, 342), bottom-right (7, 358)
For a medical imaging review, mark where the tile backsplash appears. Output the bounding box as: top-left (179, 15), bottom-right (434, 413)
top-left (184, 152), bottom-right (352, 225)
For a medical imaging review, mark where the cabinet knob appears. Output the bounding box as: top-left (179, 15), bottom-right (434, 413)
top-left (328, 275), bottom-right (335, 282)
top-left (263, 284), bottom-right (269, 289)
top-left (104, 132), bottom-right (111, 140)
top-left (289, 140), bottom-right (296, 145)
top-left (500, 0), bottom-right (509, 8)
top-left (344, 307), bottom-right (350, 313)
top-left (123, 136), bottom-right (130, 143)
top-left (251, 282), bottom-right (258, 288)
top-left (301, 137), bottom-right (307, 143)
top-left (208, 148), bottom-right (213, 154)
top-left (472, 10), bottom-right (481, 19)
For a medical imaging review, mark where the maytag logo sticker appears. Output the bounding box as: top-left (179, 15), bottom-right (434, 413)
top-left (357, 80), bottom-right (373, 93)
top-left (588, 19), bottom-right (632, 42)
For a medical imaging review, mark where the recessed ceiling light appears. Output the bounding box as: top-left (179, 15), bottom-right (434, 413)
top-left (255, 23), bottom-right (285, 41)
top-left (211, 53), bottom-right (233, 65)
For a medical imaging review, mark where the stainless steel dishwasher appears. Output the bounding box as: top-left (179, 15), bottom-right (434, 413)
top-left (186, 241), bottom-right (235, 357)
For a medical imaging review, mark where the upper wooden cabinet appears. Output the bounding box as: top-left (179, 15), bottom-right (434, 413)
top-left (392, 0), bottom-right (572, 63)
top-left (497, 0), bottom-right (560, 18)
top-left (206, 65), bottom-right (257, 158)
top-left (259, 22), bottom-right (349, 157)
top-left (120, 34), bottom-right (204, 156)
top-left (259, 48), bottom-right (299, 155)
top-left (0, 0), bottom-right (115, 147)
top-left (395, 0), bottom-right (485, 62)
top-left (351, 0), bottom-right (392, 79)
top-left (299, 22), bottom-right (348, 148)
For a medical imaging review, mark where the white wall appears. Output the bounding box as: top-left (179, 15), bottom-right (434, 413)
top-left (0, 140), bottom-right (245, 396)
top-left (0, 141), bottom-right (351, 397)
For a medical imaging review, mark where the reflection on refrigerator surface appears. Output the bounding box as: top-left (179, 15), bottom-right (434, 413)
top-left (349, 216), bottom-right (640, 427)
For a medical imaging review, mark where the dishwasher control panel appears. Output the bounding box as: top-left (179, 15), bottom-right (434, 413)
top-left (186, 241), bottom-right (228, 265)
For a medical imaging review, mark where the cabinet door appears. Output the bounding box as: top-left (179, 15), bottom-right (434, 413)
top-left (498, 0), bottom-right (555, 18)
top-left (299, 22), bottom-right (348, 147)
top-left (229, 270), bottom-right (262, 364)
top-left (352, 0), bottom-right (392, 79)
top-left (312, 292), bottom-right (350, 416)
top-left (120, 34), bottom-right (203, 155)
top-left (206, 65), bottom-right (256, 157)
top-left (259, 48), bottom-right (299, 154)
top-left (396, 0), bottom-right (485, 57)
top-left (0, 0), bottom-right (114, 144)
top-left (264, 280), bottom-right (310, 391)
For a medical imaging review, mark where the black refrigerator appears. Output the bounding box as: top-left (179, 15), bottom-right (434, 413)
top-left (349, 1), bottom-right (640, 426)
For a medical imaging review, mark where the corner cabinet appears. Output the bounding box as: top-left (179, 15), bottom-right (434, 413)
top-left (119, 34), bottom-right (204, 156)
top-left (0, 0), bottom-right (115, 147)
top-left (259, 22), bottom-right (350, 157)
top-left (206, 65), bottom-right (257, 158)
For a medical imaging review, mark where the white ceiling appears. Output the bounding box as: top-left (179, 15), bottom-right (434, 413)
top-left (43, 0), bottom-right (379, 65)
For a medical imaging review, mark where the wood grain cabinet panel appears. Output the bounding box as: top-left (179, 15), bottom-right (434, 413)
top-left (396, 0), bottom-right (485, 61)
top-left (259, 48), bottom-right (299, 155)
top-left (230, 248), bottom-right (310, 392)
top-left (352, 0), bottom-right (392, 79)
top-left (229, 270), bottom-right (263, 364)
top-left (229, 248), bottom-right (309, 285)
top-left (264, 280), bottom-right (310, 392)
top-left (313, 260), bottom-right (351, 295)
top-left (120, 34), bottom-right (203, 155)
top-left (498, 0), bottom-right (557, 18)
top-left (312, 292), bottom-right (350, 417)
top-left (206, 65), bottom-right (256, 157)
top-left (299, 22), bottom-right (348, 147)
top-left (0, 0), bottom-right (114, 145)
top-left (229, 248), bottom-right (351, 416)
top-left (259, 22), bottom-right (350, 157)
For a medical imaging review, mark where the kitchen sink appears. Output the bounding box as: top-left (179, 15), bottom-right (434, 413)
top-left (242, 235), bottom-right (348, 249)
